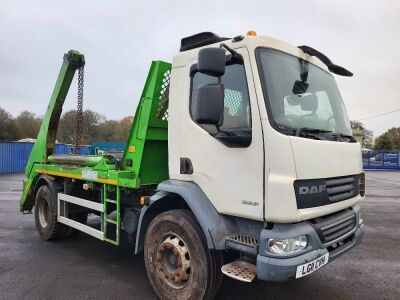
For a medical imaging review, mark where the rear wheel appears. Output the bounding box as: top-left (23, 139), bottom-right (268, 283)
top-left (144, 209), bottom-right (223, 300)
top-left (34, 185), bottom-right (69, 240)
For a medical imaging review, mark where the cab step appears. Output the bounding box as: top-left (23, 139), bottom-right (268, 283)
top-left (226, 234), bottom-right (259, 256)
top-left (221, 259), bottom-right (256, 282)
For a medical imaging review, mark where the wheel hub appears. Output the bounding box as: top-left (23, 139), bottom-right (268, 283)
top-left (156, 234), bottom-right (191, 289)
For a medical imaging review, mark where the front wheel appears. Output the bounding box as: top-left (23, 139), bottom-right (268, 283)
top-left (144, 209), bottom-right (223, 300)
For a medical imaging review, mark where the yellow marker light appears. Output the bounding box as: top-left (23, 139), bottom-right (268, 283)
top-left (128, 145), bottom-right (136, 153)
top-left (140, 196), bottom-right (150, 206)
top-left (246, 31), bottom-right (257, 36)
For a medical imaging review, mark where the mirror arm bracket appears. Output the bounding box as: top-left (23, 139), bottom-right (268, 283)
top-left (219, 43), bottom-right (237, 55)
top-left (220, 43), bottom-right (243, 61)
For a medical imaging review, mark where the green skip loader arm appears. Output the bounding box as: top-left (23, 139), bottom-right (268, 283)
top-left (20, 49), bottom-right (172, 212)
top-left (20, 50), bottom-right (85, 212)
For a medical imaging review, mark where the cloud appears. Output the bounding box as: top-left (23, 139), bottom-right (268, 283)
top-left (0, 0), bottom-right (399, 135)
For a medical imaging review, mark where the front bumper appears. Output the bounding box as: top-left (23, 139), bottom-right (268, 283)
top-left (256, 205), bottom-right (365, 281)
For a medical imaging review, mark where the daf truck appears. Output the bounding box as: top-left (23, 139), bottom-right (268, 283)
top-left (20, 31), bottom-right (365, 299)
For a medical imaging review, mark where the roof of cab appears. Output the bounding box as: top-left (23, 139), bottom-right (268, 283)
top-left (180, 32), bottom-right (230, 52)
top-left (174, 33), bottom-right (329, 72)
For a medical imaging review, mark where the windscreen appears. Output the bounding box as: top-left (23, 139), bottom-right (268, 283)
top-left (256, 48), bottom-right (352, 137)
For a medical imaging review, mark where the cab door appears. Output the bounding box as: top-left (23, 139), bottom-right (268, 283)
top-left (177, 48), bottom-right (264, 220)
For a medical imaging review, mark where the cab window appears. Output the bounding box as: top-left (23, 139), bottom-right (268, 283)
top-left (190, 62), bottom-right (251, 133)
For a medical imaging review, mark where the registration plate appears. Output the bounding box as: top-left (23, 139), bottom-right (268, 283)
top-left (295, 253), bottom-right (329, 278)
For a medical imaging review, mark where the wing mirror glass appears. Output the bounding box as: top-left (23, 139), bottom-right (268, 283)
top-left (198, 48), bottom-right (226, 77)
top-left (194, 83), bottom-right (224, 126)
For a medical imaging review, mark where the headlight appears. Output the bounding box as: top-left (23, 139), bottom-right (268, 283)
top-left (267, 236), bottom-right (308, 255)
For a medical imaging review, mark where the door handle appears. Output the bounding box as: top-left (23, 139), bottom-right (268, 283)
top-left (180, 158), bottom-right (193, 174)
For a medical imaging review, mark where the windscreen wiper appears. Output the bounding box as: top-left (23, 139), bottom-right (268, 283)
top-left (295, 127), bottom-right (331, 137)
top-left (331, 133), bottom-right (357, 143)
top-left (295, 128), bottom-right (357, 143)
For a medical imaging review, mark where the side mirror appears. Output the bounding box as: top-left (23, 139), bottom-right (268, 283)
top-left (194, 83), bottom-right (224, 126)
top-left (198, 48), bottom-right (226, 77)
top-left (292, 80), bottom-right (309, 94)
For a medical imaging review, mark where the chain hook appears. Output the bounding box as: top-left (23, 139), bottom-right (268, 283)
top-left (74, 65), bottom-right (84, 154)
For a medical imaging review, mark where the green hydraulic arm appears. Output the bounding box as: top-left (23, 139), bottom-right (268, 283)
top-left (20, 50), bottom-right (85, 211)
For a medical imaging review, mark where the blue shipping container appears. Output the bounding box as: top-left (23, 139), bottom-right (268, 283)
top-left (363, 150), bottom-right (400, 170)
top-left (0, 142), bottom-right (33, 173)
top-left (91, 142), bottom-right (126, 154)
top-left (0, 142), bottom-right (91, 174)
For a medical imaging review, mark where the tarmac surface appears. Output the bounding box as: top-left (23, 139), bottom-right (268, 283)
top-left (0, 172), bottom-right (399, 299)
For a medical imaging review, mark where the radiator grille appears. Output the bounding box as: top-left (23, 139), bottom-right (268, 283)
top-left (310, 209), bottom-right (356, 244)
top-left (326, 176), bottom-right (357, 202)
top-left (294, 174), bottom-right (361, 209)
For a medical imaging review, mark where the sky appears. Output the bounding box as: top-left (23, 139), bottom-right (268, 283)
top-left (1, 0), bottom-right (399, 136)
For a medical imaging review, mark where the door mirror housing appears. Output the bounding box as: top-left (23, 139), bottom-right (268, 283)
top-left (198, 48), bottom-right (226, 77)
top-left (292, 80), bottom-right (309, 94)
top-left (194, 83), bottom-right (224, 126)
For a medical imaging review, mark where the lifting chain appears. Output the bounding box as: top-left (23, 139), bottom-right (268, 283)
top-left (74, 65), bottom-right (84, 154)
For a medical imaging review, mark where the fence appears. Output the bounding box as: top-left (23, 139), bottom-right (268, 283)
top-left (91, 142), bottom-right (126, 155)
top-left (363, 150), bottom-right (400, 170)
top-left (2, 142), bottom-right (399, 173)
top-left (0, 142), bottom-right (91, 174)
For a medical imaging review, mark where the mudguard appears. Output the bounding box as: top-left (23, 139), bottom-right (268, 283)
top-left (135, 180), bottom-right (237, 253)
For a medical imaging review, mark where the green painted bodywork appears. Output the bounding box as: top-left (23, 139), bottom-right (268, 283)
top-left (121, 61), bottom-right (170, 186)
top-left (20, 50), bottom-right (171, 212)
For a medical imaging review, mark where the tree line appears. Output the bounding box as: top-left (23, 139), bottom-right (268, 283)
top-left (350, 120), bottom-right (400, 150)
top-left (0, 107), bottom-right (132, 144)
top-left (1, 106), bottom-right (399, 150)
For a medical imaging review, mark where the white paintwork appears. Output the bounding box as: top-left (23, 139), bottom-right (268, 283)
top-left (168, 34), bottom-right (364, 223)
top-left (169, 48), bottom-right (264, 220)
top-left (57, 193), bottom-right (104, 240)
top-left (59, 216), bottom-right (104, 240)
top-left (58, 193), bottom-right (103, 212)
top-left (290, 136), bottom-right (363, 179)
top-left (82, 170), bottom-right (98, 181)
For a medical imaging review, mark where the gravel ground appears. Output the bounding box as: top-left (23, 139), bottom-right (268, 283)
top-left (0, 171), bottom-right (399, 299)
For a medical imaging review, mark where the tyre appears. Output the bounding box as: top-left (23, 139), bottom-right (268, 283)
top-left (144, 209), bottom-right (223, 300)
top-left (34, 185), bottom-right (69, 240)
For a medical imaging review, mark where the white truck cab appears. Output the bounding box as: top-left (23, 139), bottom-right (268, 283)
top-left (165, 31), bottom-right (365, 282)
